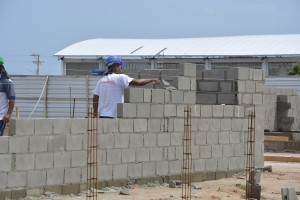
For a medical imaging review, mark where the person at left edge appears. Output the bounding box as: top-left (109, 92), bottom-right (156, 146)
top-left (0, 56), bottom-right (16, 136)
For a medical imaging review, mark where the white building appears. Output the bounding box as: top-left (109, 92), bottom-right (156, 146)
top-left (54, 34), bottom-right (300, 76)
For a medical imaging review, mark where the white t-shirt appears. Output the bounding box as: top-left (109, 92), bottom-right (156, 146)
top-left (93, 73), bottom-right (133, 118)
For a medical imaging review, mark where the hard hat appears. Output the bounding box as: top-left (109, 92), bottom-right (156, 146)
top-left (0, 56), bottom-right (4, 65)
top-left (105, 56), bottom-right (125, 68)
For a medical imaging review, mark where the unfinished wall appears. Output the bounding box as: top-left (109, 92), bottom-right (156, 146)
top-left (0, 65), bottom-right (266, 198)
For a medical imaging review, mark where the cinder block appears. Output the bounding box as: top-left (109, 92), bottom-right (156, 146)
top-left (200, 146), bottom-right (211, 158)
top-left (157, 133), bottom-right (170, 147)
top-left (0, 155), bottom-right (12, 172)
top-left (99, 165), bottom-right (113, 181)
top-left (212, 105), bottom-right (224, 117)
top-left (236, 80), bottom-right (246, 92)
top-left (194, 159), bottom-right (205, 172)
top-left (119, 119), bottom-right (134, 133)
top-left (139, 69), bottom-right (161, 79)
top-left (223, 144), bottom-right (234, 157)
top-left (114, 134), bottom-right (129, 148)
top-left (128, 163), bottom-right (142, 178)
top-left (117, 103), bottom-right (137, 118)
top-left (102, 118), bottom-right (119, 133)
top-left (54, 152), bottom-right (71, 168)
top-left (34, 119), bottom-right (53, 135)
top-left (71, 118), bottom-right (87, 134)
top-left (242, 94), bottom-right (253, 104)
top-left (219, 131), bottom-right (230, 144)
top-left (62, 184), bottom-right (80, 195)
top-left (245, 81), bottom-right (255, 93)
top-left (0, 190), bottom-right (11, 199)
top-left (170, 132), bottom-right (183, 146)
top-left (231, 119), bottom-right (243, 131)
top-left (99, 134), bottom-right (114, 149)
top-left (9, 136), bottom-right (29, 153)
top-left (152, 89), bottom-right (165, 103)
top-left (7, 171), bottom-right (26, 188)
top-left (48, 135), bottom-right (66, 151)
top-left (148, 119), bottom-right (161, 132)
top-left (174, 118), bottom-right (184, 132)
top-left (230, 131), bottom-right (241, 144)
top-left (134, 119), bottom-right (147, 132)
top-left (71, 151), bottom-right (86, 167)
top-left (27, 170), bottom-right (46, 187)
top-left (113, 164), bottom-right (128, 180)
top-left (143, 88), bottom-right (152, 102)
top-left (253, 69), bottom-right (263, 80)
top-left (184, 91), bottom-right (196, 104)
top-left (66, 135), bottom-right (83, 151)
top-left (136, 103), bottom-right (150, 118)
top-left (64, 167), bottom-right (81, 184)
top-left (169, 160), bottom-right (181, 174)
top-left (195, 132), bottom-right (207, 145)
top-left (209, 119), bottom-right (221, 131)
top-left (203, 69), bottom-right (225, 80)
top-left (234, 106), bottom-right (244, 117)
top-left (207, 131), bottom-right (219, 145)
top-left (197, 81), bottom-right (219, 92)
top-left (218, 93), bottom-right (236, 105)
top-left (253, 93), bottom-right (263, 104)
top-left (175, 146), bottom-right (183, 160)
top-left (16, 154), bottom-right (35, 170)
top-left (212, 145), bottom-right (223, 158)
top-left (190, 77), bottom-right (197, 91)
top-left (227, 67), bottom-right (249, 80)
top-left (142, 163), bottom-right (156, 177)
top-left (200, 105), bottom-right (213, 117)
top-left (255, 82), bottom-right (265, 93)
top-left (0, 136), bottom-right (9, 153)
top-left (228, 157), bottom-right (240, 170)
top-left (136, 148), bottom-right (150, 162)
top-left (205, 158), bottom-right (218, 171)
top-left (9, 119), bottom-right (34, 136)
top-left (196, 93), bottom-right (217, 104)
top-left (106, 149), bottom-right (122, 164)
top-left (53, 118), bottom-right (71, 134)
top-left (220, 81), bottom-right (234, 92)
top-left (217, 157), bottom-right (229, 171)
top-left (179, 63), bottom-right (196, 77)
top-left (171, 90), bottom-right (184, 103)
top-left (156, 161), bottom-right (168, 176)
top-left (144, 134), bottom-right (157, 147)
top-left (176, 76), bottom-right (191, 90)
top-left (0, 172), bottom-right (7, 189)
top-left (26, 188), bottom-right (44, 197)
top-left (164, 90), bottom-right (171, 103)
top-left (224, 105), bottom-right (234, 117)
top-left (150, 104), bottom-right (164, 118)
top-left (164, 104), bottom-right (177, 117)
top-left (35, 152), bottom-right (54, 169)
top-left (150, 147), bottom-right (163, 161)
top-left (29, 136), bottom-right (48, 152)
top-left (221, 119), bottom-right (232, 131)
top-left (129, 134), bottom-right (143, 148)
top-left (11, 188), bottom-right (26, 199)
top-left (124, 87), bottom-right (144, 103)
top-left (198, 118), bottom-right (210, 131)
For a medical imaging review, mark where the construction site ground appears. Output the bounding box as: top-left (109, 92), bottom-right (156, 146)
top-left (40, 152), bottom-right (300, 200)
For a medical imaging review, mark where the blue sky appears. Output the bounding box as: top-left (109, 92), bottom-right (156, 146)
top-left (1, 0), bottom-right (300, 75)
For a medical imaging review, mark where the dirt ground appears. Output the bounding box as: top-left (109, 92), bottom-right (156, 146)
top-left (50, 160), bottom-right (300, 200)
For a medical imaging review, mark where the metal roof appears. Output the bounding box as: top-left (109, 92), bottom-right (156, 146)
top-left (54, 34), bottom-right (300, 58)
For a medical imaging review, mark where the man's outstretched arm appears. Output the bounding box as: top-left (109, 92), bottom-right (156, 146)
top-left (129, 79), bottom-right (161, 86)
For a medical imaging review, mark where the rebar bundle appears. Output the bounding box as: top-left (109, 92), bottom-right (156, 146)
top-left (182, 106), bottom-right (192, 200)
top-left (86, 108), bottom-right (98, 200)
top-left (246, 110), bottom-right (256, 199)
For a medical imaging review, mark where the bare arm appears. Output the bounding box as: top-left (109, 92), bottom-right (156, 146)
top-left (129, 78), bottom-right (161, 86)
top-left (93, 94), bottom-right (99, 118)
top-left (3, 100), bottom-right (15, 124)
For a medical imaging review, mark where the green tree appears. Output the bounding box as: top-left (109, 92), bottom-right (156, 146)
top-left (288, 61), bottom-right (300, 75)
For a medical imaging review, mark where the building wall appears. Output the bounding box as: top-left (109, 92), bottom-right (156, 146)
top-left (0, 65), bottom-right (265, 198)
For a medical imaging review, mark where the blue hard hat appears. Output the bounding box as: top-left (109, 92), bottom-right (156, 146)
top-left (105, 56), bottom-right (126, 68)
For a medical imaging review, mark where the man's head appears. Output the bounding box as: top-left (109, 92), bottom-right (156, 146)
top-left (105, 56), bottom-right (125, 74)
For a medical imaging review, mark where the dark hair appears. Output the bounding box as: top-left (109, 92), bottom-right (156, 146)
top-left (104, 63), bottom-right (121, 75)
top-left (0, 64), bottom-right (10, 79)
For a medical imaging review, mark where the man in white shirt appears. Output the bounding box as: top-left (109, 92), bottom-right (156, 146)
top-left (93, 56), bottom-right (160, 118)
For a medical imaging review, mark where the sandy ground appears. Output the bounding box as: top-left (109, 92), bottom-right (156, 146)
top-left (49, 160), bottom-right (300, 200)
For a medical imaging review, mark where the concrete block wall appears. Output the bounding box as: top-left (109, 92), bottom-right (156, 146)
top-left (264, 87), bottom-right (299, 131)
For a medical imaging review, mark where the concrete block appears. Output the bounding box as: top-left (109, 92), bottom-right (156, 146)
top-left (99, 133), bottom-right (114, 149)
top-left (175, 146), bottom-right (183, 160)
top-left (212, 105), bottom-right (224, 117)
top-left (200, 145), bottom-right (211, 158)
top-left (66, 135), bottom-right (83, 151)
top-left (45, 185), bottom-right (63, 194)
top-left (171, 90), bottom-right (184, 103)
top-left (190, 77), bottom-right (197, 91)
top-left (119, 119), bottom-right (133, 133)
top-left (34, 119), bottom-right (53, 135)
top-left (124, 87), bottom-right (144, 103)
top-left (102, 118), bottom-right (119, 133)
top-left (0, 136), bottom-right (9, 153)
top-left (184, 91), bottom-right (196, 104)
top-left (148, 119), bottom-right (161, 132)
top-left (150, 104), bottom-right (164, 118)
top-left (128, 163), bottom-right (142, 178)
top-left (218, 93), bottom-right (236, 105)
top-left (113, 164), bottom-right (128, 180)
top-left (234, 106), bottom-right (244, 117)
top-left (195, 132), bottom-right (207, 145)
top-left (236, 80), bottom-right (246, 92)
top-left (9, 136), bottom-right (29, 153)
top-left (7, 171), bottom-right (26, 188)
top-left (16, 154), bottom-right (35, 170)
top-left (217, 157), bottom-right (229, 171)
top-left (245, 81), bottom-right (255, 93)
top-left (136, 103), bottom-right (150, 118)
top-left (142, 163), bottom-right (156, 177)
top-left (144, 134), bottom-right (157, 147)
top-left (209, 119), bottom-right (221, 131)
top-left (114, 134), bottom-right (129, 148)
top-left (71, 151), bottom-right (86, 167)
top-left (176, 76), bottom-right (191, 90)
top-left (174, 118), bottom-right (184, 132)
top-left (143, 88), bottom-right (152, 102)
top-left (117, 103), bottom-right (137, 118)
top-left (35, 152), bottom-right (54, 169)
top-left (27, 170), bottom-right (46, 187)
top-left (198, 118), bottom-right (210, 131)
top-left (29, 136), bottom-right (48, 152)
top-left (221, 119), bottom-right (232, 131)
top-left (200, 105), bottom-right (213, 117)
top-left (152, 89), bottom-right (165, 103)
top-left (150, 147), bottom-right (163, 161)
top-left (54, 152), bottom-right (71, 167)
top-left (26, 188), bottom-right (44, 197)
top-left (234, 143), bottom-right (244, 156)
top-left (233, 67), bottom-right (249, 80)
top-left (129, 134), bottom-right (143, 148)
top-left (48, 135), bottom-right (66, 151)
top-left (253, 93), bottom-right (263, 104)
top-left (228, 157), bottom-right (240, 170)
top-left (171, 132), bottom-right (183, 146)
top-left (139, 69), bottom-right (160, 79)
top-left (223, 144), bottom-right (234, 157)
top-left (194, 159), bottom-right (205, 172)
top-left (220, 81), bottom-right (234, 92)
top-left (164, 104), bottom-right (177, 117)
top-left (169, 160), bottom-right (181, 174)
top-left (255, 82), bottom-right (265, 93)
top-left (164, 90), bottom-right (171, 103)
top-left (231, 119), bottom-right (243, 131)
top-left (207, 131), bottom-right (219, 145)
top-left (53, 118), bottom-right (71, 134)
top-left (9, 119), bottom-right (34, 136)
top-left (0, 189), bottom-right (11, 199)
top-left (71, 118), bottom-right (87, 134)
top-left (167, 147), bottom-right (176, 160)
top-left (219, 131), bottom-right (230, 144)
top-left (205, 158), bottom-right (217, 171)
top-left (253, 69), bottom-right (263, 80)
top-left (197, 81), bottom-right (218, 92)
top-left (230, 132), bottom-right (241, 144)
top-left (107, 149), bottom-right (122, 164)
top-left (224, 105), bottom-right (234, 117)
top-left (203, 70), bottom-right (225, 80)
top-left (0, 155), bottom-right (12, 172)
top-left (136, 148), bottom-right (150, 162)
top-left (212, 145), bottom-right (222, 158)
top-left (64, 167), bottom-right (81, 184)
top-left (156, 161), bottom-right (169, 176)
top-left (242, 94), bottom-right (253, 104)
top-left (11, 188), bottom-right (26, 199)
top-left (0, 172), bottom-right (7, 189)
top-left (196, 93), bottom-right (217, 104)
top-left (178, 63), bottom-right (196, 77)
top-left (99, 165), bottom-right (113, 181)
top-left (157, 133), bottom-right (170, 147)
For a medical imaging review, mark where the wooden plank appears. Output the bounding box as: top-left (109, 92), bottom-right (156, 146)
top-left (264, 156), bottom-right (300, 163)
top-left (264, 135), bottom-right (289, 142)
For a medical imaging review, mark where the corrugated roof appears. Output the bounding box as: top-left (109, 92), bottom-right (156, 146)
top-left (54, 34), bottom-right (300, 58)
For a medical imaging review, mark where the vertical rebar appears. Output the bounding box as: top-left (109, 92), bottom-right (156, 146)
top-left (246, 110), bottom-right (256, 199)
top-left (87, 108), bottom-right (98, 200)
top-left (182, 106), bottom-right (192, 200)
